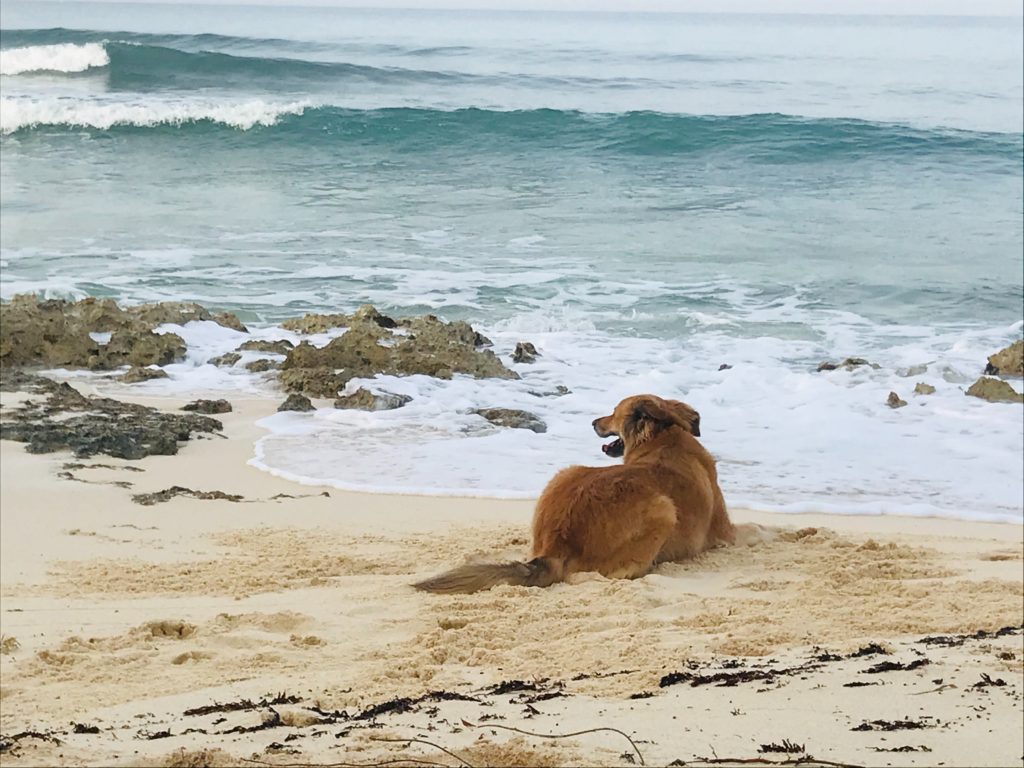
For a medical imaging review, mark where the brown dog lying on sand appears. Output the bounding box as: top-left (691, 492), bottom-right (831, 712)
top-left (414, 394), bottom-right (736, 593)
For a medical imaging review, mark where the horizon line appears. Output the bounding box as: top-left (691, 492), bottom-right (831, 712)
top-left (6, 0), bottom-right (1024, 16)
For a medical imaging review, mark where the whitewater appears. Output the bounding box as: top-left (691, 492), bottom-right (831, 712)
top-left (1, 2), bottom-right (1022, 522)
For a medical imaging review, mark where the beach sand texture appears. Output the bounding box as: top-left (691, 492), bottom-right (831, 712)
top-left (1, 394), bottom-right (1021, 768)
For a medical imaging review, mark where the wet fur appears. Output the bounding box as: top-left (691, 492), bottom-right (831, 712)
top-left (414, 395), bottom-right (735, 594)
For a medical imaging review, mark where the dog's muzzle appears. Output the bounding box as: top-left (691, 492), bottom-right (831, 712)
top-left (593, 418), bottom-right (624, 457)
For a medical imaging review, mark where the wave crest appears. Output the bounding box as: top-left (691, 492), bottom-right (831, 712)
top-left (0, 42), bottom-right (110, 76)
top-left (0, 96), bottom-right (311, 133)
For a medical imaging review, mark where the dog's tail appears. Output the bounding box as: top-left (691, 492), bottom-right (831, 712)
top-left (413, 556), bottom-right (562, 594)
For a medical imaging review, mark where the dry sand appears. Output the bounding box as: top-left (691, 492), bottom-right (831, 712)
top-left (0, 389), bottom-right (1022, 768)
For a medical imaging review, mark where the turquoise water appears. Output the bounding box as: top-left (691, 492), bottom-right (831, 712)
top-left (1, 4), bottom-right (1022, 518)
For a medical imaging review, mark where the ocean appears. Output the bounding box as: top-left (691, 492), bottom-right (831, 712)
top-left (1, 2), bottom-right (1022, 521)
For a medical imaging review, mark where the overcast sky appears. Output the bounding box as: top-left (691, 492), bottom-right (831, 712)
top-left (42, 0), bottom-right (1024, 13)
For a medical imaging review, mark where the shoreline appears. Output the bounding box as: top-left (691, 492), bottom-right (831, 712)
top-left (1, 385), bottom-right (1022, 767)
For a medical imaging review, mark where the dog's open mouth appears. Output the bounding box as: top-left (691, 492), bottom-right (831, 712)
top-left (602, 438), bottom-right (624, 458)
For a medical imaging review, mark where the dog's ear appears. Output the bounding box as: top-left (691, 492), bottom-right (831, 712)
top-left (663, 399), bottom-right (701, 437)
top-left (623, 397), bottom-right (677, 445)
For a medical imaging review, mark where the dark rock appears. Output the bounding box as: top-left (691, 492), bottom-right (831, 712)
top-left (277, 394), bottom-right (315, 412)
top-left (886, 392), bottom-right (907, 408)
top-left (985, 340), bottom-right (1023, 378)
top-left (966, 377), bottom-right (1024, 403)
top-left (182, 399), bottom-right (232, 414)
top-left (718, 363), bottom-right (733, 371)
top-left (0, 374), bottom-right (221, 459)
top-left (472, 408), bottom-right (547, 433)
top-left (119, 366), bottom-right (170, 384)
top-left (513, 342), bottom-right (539, 364)
top-left (237, 339), bottom-right (293, 355)
top-left (209, 352), bottom-right (241, 367)
top-left (913, 382), bottom-right (935, 396)
top-left (818, 357), bottom-right (878, 373)
top-left (334, 388), bottom-right (411, 411)
top-left (245, 359), bottom-right (281, 373)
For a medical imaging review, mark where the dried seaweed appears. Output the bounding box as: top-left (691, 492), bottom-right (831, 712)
top-left (183, 693), bottom-right (301, 717)
top-left (862, 658), bottom-right (930, 674)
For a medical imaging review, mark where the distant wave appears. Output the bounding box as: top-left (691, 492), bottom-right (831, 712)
top-left (3, 101), bottom-right (1020, 166)
top-left (0, 42), bottom-right (109, 75)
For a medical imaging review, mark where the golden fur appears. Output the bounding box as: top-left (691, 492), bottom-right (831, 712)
top-left (414, 394), bottom-right (735, 593)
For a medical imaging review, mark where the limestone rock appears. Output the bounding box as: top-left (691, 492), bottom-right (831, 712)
top-left (245, 359), bottom-right (281, 373)
top-left (513, 342), bottom-right (539, 364)
top-left (277, 394), bottom-right (315, 412)
top-left (472, 408), bottom-right (547, 433)
top-left (212, 311), bottom-right (248, 333)
top-left (0, 295), bottom-right (187, 370)
top-left (913, 382), bottom-right (936, 395)
top-left (334, 388), bottom-right (411, 411)
top-left (209, 352), bottom-right (241, 367)
top-left (120, 366), bottom-right (170, 384)
top-left (237, 339), bottom-right (293, 355)
top-left (984, 340), bottom-right (1024, 378)
top-left (966, 377), bottom-right (1024, 403)
top-left (280, 304), bottom-right (398, 334)
top-left (279, 309), bottom-right (514, 396)
top-left (182, 399), bottom-right (232, 414)
top-left (886, 392), bottom-right (907, 409)
top-left (279, 368), bottom-right (350, 399)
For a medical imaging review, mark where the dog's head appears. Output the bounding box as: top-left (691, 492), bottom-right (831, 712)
top-left (592, 395), bottom-right (701, 458)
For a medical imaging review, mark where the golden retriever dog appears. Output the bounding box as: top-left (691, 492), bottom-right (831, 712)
top-left (414, 394), bottom-right (735, 593)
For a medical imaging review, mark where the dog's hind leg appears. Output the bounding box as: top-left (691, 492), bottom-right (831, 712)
top-left (596, 495), bottom-right (677, 580)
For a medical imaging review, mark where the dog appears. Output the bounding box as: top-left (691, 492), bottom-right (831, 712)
top-left (413, 394), bottom-right (735, 593)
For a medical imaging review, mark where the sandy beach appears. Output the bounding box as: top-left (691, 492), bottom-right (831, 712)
top-left (1, 385), bottom-right (1021, 768)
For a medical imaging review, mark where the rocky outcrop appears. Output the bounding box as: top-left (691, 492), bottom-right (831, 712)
top-left (280, 308), bottom-right (513, 397)
top-left (513, 342), bottom-right (539, 364)
top-left (119, 366), bottom-right (170, 384)
top-left (237, 339), bottom-right (293, 355)
top-left (0, 296), bottom-right (249, 371)
top-left (123, 301), bottom-right (245, 331)
top-left (472, 408), bottom-right (547, 433)
top-left (984, 340), bottom-right (1024, 378)
top-left (886, 392), bottom-right (907, 408)
top-left (913, 382), bottom-right (935, 395)
top-left (966, 377), bottom-right (1024, 403)
top-left (182, 399), bottom-right (232, 414)
top-left (334, 388), bottom-right (411, 411)
top-left (280, 304), bottom-right (398, 334)
top-left (278, 394), bottom-right (315, 412)
top-left (0, 373), bottom-right (221, 459)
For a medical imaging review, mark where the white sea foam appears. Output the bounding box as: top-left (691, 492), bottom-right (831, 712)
top-left (0, 95), bottom-right (312, 134)
top-left (0, 43), bottom-right (110, 76)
